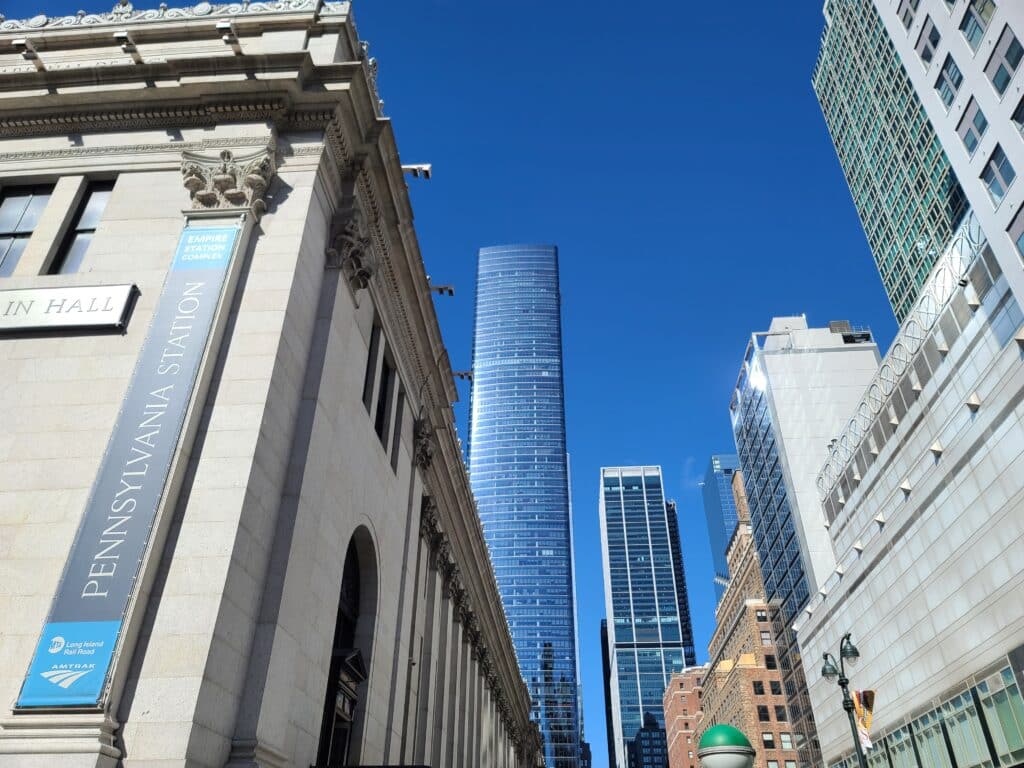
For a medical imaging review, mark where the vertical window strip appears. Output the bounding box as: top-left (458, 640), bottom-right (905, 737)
top-left (389, 386), bottom-right (405, 470)
top-left (361, 323), bottom-right (381, 412)
top-left (50, 180), bottom-right (114, 275)
top-left (0, 185), bottom-right (53, 278)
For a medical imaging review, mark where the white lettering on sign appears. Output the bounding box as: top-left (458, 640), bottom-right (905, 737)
top-left (0, 285), bottom-right (135, 333)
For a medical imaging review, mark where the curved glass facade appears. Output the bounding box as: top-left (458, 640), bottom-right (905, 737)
top-left (469, 244), bottom-right (581, 768)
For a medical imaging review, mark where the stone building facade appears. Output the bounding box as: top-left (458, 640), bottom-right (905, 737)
top-left (0, 3), bottom-right (542, 767)
top-left (697, 474), bottom-right (801, 768)
top-left (663, 665), bottom-right (706, 768)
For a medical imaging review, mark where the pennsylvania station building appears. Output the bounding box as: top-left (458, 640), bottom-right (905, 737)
top-left (0, 2), bottom-right (542, 766)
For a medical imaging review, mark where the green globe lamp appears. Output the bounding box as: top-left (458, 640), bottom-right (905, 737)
top-left (697, 724), bottom-right (756, 768)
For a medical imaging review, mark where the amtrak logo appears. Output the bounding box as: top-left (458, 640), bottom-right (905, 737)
top-left (40, 668), bottom-right (92, 689)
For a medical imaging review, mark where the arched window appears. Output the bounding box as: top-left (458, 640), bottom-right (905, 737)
top-left (316, 537), bottom-right (372, 766)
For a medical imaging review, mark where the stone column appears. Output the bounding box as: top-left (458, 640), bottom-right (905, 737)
top-left (401, 496), bottom-right (435, 763)
top-left (430, 546), bottom-right (456, 768)
top-left (413, 539), bottom-right (443, 763)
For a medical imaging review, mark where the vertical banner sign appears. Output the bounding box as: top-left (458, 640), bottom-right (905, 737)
top-left (17, 226), bottom-right (240, 708)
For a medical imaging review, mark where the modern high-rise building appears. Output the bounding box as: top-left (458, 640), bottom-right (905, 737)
top-left (627, 713), bottom-right (670, 768)
top-left (803, 4), bottom-right (1024, 767)
top-left (701, 454), bottom-right (741, 602)
top-left (469, 244), bottom-right (581, 767)
top-left (730, 316), bottom-right (880, 764)
top-left (814, 0), bottom-right (968, 322)
top-left (599, 466), bottom-right (697, 768)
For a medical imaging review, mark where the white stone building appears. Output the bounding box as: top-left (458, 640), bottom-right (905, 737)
top-left (0, 2), bottom-right (542, 767)
top-left (803, 1), bottom-right (1024, 766)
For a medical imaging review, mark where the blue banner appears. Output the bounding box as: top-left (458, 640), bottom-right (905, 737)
top-left (18, 225), bottom-right (240, 708)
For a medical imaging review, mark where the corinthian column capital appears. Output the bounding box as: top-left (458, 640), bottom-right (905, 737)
top-left (182, 147), bottom-right (276, 216)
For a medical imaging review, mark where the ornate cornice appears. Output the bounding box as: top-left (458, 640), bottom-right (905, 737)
top-left (0, 102), bottom-right (287, 139)
top-left (182, 147), bottom-right (275, 215)
top-left (0, 0), bottom-right (348, 32)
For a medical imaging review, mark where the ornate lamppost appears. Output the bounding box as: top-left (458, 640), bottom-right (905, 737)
top-left (696, 724), bottom-right (755, 768)
top-left (821, 632), bottom-right (868, 768)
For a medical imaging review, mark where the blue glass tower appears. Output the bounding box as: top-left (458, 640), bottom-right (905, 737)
top-left (599, 466), bottom-right (696, 768)
top-left (701, 454), bottom-right (740, 602)
top-left (469, 244), bottom-right (581, 768)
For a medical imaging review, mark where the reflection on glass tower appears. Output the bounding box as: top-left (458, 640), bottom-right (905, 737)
top-left (701, 454), bottom-right (740, 602)
top-left (469, 244), bottom-right (581, 768)
top-left (599, 466), bottom-right (696, 768)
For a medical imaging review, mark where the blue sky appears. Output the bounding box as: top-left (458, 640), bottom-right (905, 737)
top-left (5, 0), bottom-right (899, 765)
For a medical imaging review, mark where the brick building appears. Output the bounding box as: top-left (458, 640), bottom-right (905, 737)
top-left (663, 665), bottom-right (707, 768)
top-left (696, 473), bottom-right (801, 768)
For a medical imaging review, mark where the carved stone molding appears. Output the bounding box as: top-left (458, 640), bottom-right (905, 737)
top-left (433, 537), bottom-right (453, 576)
top-left (325, 204), bottom-right (374, 297)
top-left (419, 496), bottom-right (440, 543)
top-left (0, 103), bottom-right (287, 139)
top-left (182, 147), bottom-right (275, 215)
top-left (413, 418), bottom-right (434, 470)
top-left (0, 0), bottom-right (347, 32)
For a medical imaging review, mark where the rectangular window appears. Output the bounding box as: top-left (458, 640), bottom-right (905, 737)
top-left (362, 323), bottom-right (382, 411)
top-left (936, 55), bottom-right (964, 107)
top-left (762, 731), bottom-right (776, 748)
top-left (761, 630), bottom-right (773, 646)
top-left (958, 98), bottom-right (989, 155)
top-left (0, 185), bottom-right (52, 277)
top-left (776, 705), bottom-right (789, 721)
top-left (786, 762), bottom-right (797, 768)
top-left (389, 385), bottom-right (405, 471)
top-left (758, 706), bottom-right (771, 722)
top-left (754, 681), bottom-right (765, 695)
top-left (986, 26), bottom-right (1024, 95)
top-left (917, 16), bottom-right (941, 64)
top-left (1009, 206), bottom-right (1024, 258)
top-left (50, 180), bottom-right (113, 274)
top-left (781, 733), bottom-right (794, 750)
top-left (960, 0), bottom-right (996, 51)
top-left (756, 609), bottom-right (768, 622)
top-left (977, 667), bottom-right (1024, 766)
top-left (1013, 97), bottom-right (1024, 136)
top-left (982, 144), bottom-right (1016, 204)
top-left (374, 354), bottom-right (396, 444)
top-left (898, 0), bottom-right (920, 29)
top-left (768, 762), bottom-right (779, 768)
top-left (766, 654), bottom-right (778, 670)
top-left (771, 680), bottom-right (783, 695)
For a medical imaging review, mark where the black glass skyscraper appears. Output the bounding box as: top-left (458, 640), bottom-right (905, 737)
top-left (599, 466), bottom-right (696, 768)
top-left (469, 244), bottom-right (581, 768)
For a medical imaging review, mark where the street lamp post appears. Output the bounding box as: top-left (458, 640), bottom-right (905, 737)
top-left (821, 632), bottom-right (868, 768)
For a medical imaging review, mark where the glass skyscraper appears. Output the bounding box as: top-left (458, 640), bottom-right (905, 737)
top-left (814, 0), bottom-right (966, 322)
top-left (700, 454), bottom-right (740, 602)
top-left (599, 466), bottom-right (696, 768)
top-left (469, 244), bottom-right (581, 768)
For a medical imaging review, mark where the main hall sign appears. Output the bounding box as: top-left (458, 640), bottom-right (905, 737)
top-left (0, 284), bottom-right (136, 333)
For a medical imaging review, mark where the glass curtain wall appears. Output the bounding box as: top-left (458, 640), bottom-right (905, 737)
top-left (469, 244), bottom-right (581, 768)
